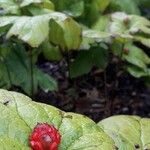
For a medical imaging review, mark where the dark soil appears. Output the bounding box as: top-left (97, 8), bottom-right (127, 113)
top-left (35, 59), bottom-right (150, 123)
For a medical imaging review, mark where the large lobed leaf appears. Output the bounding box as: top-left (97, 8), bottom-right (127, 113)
top-left (110, 12), bottom-right (150, 34)
top-left (0, 89), bottom-right (116, 150)
top-left (121, 44), bottom-right (150, 78)
top-left (93, 12), bottom-right (150, 48)
top-left (0, 12), bottom-right (82, 50)
top-left (123, 44), bottom-right (150, 69)
top-left (109, 12), bottom-right (150, 47)
top-left (98, 115), bottom-right (150, 150)
top-left (0, 89), bottom-right (150, 149)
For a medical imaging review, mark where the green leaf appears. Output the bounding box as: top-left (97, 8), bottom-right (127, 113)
top-left (2, 44), bottom-right (38, 95)
top-left (81, 29), bottom-right (112, 49)
top-left (109, 12), bottom-right (150, 44)
top-left (35, 68), bottom-right (58, 92)
top-left (26, 5), bottom-right (52, 16)
top-left (129, 15), bottom-right (150, 35)
top-left (1, 90), bottom-right (150, 149)
top-left (98, 115), bottom-right (150, 150)
top-left (51, 0), bottom-right (84, 17)
top-left (0, 137), bottom-right (30, 150)
top-left (80, 0), bottom-right (106, 26)
top-left (126, 65), bottom-right (150, 78)
top-left (20, 0), bottom-right (54, 8)
top-left (26, 0), bottom-right (55, 15)
top-left (0, 15), bottom-right (49, 47)
top-left (42, 41), bottom-right (63, 61)
top-left (0, 12), bottom-right (82, 49)
top-left (49, 15), bottom-right (82, 50)
top-left (0, 0), bottom-right (54, 15)
top-left (123, 44), bottom-right (150, 69)
top-left (0, 89), bottom-right (116, 149)
top-left (134, 36), bottom-right (150, 48)
top-left (109, 12), bottom-right (128, 34)
top-left (70, 46), bottom-right (108, 78)
top-left (0, 0), bottom-right (20, 14)
top-left (107, 12), bottom-right (150, 52)
top-left (0, 98), bottom-right (31, 148)
top-left (96, 0), bottom-right (110, 13)
top-left (110, 0), bottom-right (140, 15)
top-left (70, 50), bottom-right (93, 78)
top-left (92, 15), bottom-right (110, 32)
top-left (0, 62), bottom-right (11, 89)
top-left (0, 44), bottom-right (57, 95)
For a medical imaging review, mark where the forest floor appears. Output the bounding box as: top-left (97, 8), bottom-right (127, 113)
top-left (34, 59), bottom-right (150, 122)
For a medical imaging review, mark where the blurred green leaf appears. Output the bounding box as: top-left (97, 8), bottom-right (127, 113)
top-left (81, 29), bottom-right (112, 49)
top-left (49, 15), bottom-right (82, 50)
top-left (134, 36), bottom-right (150, 48)
top-left (36, 69), bottom-right (58, 93)
top-left (126, 65), bottom-right (150, 78)
top-left (70, 46), bottom-right (108, 78)
top-left (110, 0), bottom-right (140, 15)
top-left (109, 12), bottom-right (150, 45)
top-left (42, 41), bottom-right (63, 61)
top-left (97, 0), bottom-right (110, 13)
top-left (123, 44), bottom-right (150, 69)
top-left (51, 0), bottom-right (84, 17)
top-left (0, 0), bottom-right (54, 15)
top-left (92, 15), bottom-right (110, 32)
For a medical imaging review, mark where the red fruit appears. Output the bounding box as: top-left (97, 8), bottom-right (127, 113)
top-left (123, 48), bottom-right (129, 54)
top-left (29, 123), bottom-right (61, 150)
top-left (123, 17), bottom-right (129, 26)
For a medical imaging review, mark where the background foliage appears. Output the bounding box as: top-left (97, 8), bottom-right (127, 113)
top-left (0, 0), bottom-right (150, 96)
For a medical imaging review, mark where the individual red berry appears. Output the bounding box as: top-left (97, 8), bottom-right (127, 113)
top-left (123, 48), bottom-right (129, 55)
top-left (29, 123), bottom-right (61, 150)
top-left (123, 17), bottom-right (129, 26)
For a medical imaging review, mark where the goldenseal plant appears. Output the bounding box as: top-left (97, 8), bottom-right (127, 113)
top-left (0, 89), bottom-right (149, 150)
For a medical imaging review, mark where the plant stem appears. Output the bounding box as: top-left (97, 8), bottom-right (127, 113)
top-left (5, 61), bottom-right (12, 86)
top-left (111, 43), bottom-right (125, 113)
top-left (104, 70), bottom-right (107, 100)
top-left (30, 50), bottom-right (34, 98)
top-left (66, 52), bottom-right (71, 78)
top-left (120, 43), bottom-right (125, 60)
top-left (104, 70), bottom-right (111, 116)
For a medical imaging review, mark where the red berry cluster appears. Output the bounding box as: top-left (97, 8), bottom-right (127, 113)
top-left (29, 123), bottom-right (61, 150)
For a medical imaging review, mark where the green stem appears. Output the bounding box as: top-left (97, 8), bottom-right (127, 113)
top-left (104, 70), bottom-right (107, 101)
top-left (66, 52), bottom-right (71, 78)
top-left (30, 50), bottom-right (34, 97)
top-left (120, 43), bottom-right (125, 60)
top-left (5, 61), bottom-right (12, 86)
top-left (104, 70), bottom-right (111, 116)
